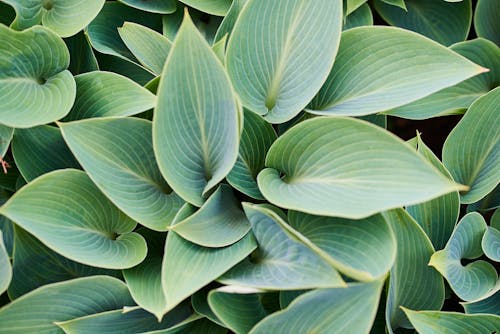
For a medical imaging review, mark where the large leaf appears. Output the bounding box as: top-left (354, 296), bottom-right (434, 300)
top-left (258, 117), bottom-right (464, 218)
top-left (65, 32), bottom-right (99, 75)
top-left (287, 211), bottom-right (396, 281)
top-left (474, 0), bottom-right (500, 46)
top-left (461, 283), bottom-right (500, 315)
top-left (0, 230), bottom-right (11, 295)
top-left (0, 276), bottom-right (134, 334)
top-left (482, 225), bottom-right (500, 262)
top-left (220, 204), bottom-right (344, 289)
top-left (226, 0), bottom-right (342, 123)
top-left (178, 0), bottom-right (232, 16)
top-left (0, 24), bottom-right (76, 128)
top-left (429, 212), bottom-right (498, 301)
top-left (0, 169), bottom-right (147, 269)
top-left (250, 280), bottom-right (384, 334)
top-left (5, 0), bottom-right (104, 37)
top-left (214, 0), bottom-right (247, 43)
top-left (383, 209), bottom-right (445, 333)
top-left (468, 185), bottom-right (500, 212)
top-left (118, 0), bottom-right (176, 14)
top-left (344, 3), bottom-right (373, 30)
top-left (60, 118), bottom-right (183, 231)
top-left (153, 12), bottom-right (241, 206)
top-left (307, 26), bottom-right (485, 117)
top-left (443, 87), bottom-right (500, 204)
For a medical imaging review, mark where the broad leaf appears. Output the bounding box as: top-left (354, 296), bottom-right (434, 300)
top-left (119, 0), bottom-right (176, 14)
top-left (381, 0), bottom-right (406, 10)
top-left (178, 0), bottom-right (232, 16)
top-left (482, 225), bottom-right (500, 262)
top-left (145, 316), bottom-right (227, 334)
top-left (0, 169), bottom-right (147, 269)
top-left (214, 0), bottom-right (247, 43)
top-left (0, 24), bottom-right (76, 128)
top-left (191, 289), bottom-right (225, 326)
top-left (468, 185), bottom-right (500, 212)
top-left (344, 3), bottom-right (373, 30)
top-left (96, 53), bottom-right (155, 86)
top-left (0, 230), bottom-right (11, 295)
top-left (258, 117), bottom-right (464, 218)
top-left (345, 0), bottom-right (368, 16)
top-left (0, 125), bottom-right (13, 158)
top-left (65, 32), bottom-right (99, 75)
top-left (443, 87), bottom-right (500, 204)
top-left (0, 215), bottom-right (13, 256)
top-left (474, 0), bottom-right (500, 46)
top-left (154, 12), bottom-right (241, 206)
top-left (461, 283), bottom-right (500, 315)
top-left (60, 117), bottom-right (184, 231)
top-left (226, 0), bottom-right (342, 123)
top-left (307, 26), bottom-right (485, 116)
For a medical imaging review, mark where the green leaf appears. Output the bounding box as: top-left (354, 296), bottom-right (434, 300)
top-left (250, 280), bottom-right (384, 334)
top-left (403, 309), bottom-right (500, 334)
top-left (443, 87), bottom-right (500, 204)
top-left (6, 0), bottom-right (105, 37)
top-left (118, 22), bottom-right (172, 75)
top-left (0, 125), bottom-right (13, 158)
top-left (468, 185), bottom-right (500, 212)
top-left (0, 24), bottom-right (76, 128)
top-left (96, 53), bottom-right (155, 86)
top-left (0, 276), bottom-right (134, 334)
top-left (383, 209), bottom-right (445, 333)
top-left (384, 38), bottom-right (500, 119)
top-left (0, 230), bottom-right (11, 295)
top-left (172, 185), bottom-right (250, 247)
top-left (12, 125), bottom-right (80, 182)
top-left (227, 110), bottom-right (277, 200)
top-left (287, 211), bottom-right (396, 281)
top-left (214, 0), bottom-right (247, 43)
top-left (118, 0), bottom-right (176, 14)
top-left (64, 71), bottom-right (157, 121)
top-left (381, 0), bottom-right (406, 10)
top-left (178, 0), bottom-right (232, 16)
top-left (430, 212), bottom-right (498, 301)
top-left (60, 117), bottom-right (183, 231)
top-left (482, 226), bottom-right (500, 262)
top-left (307, 26), bottom-right (485, 116)
top-left (474, 0), bottom-right (500, 46)
top-left (406, 134), bottom-right (460, 250)
top-left (226, 0), bottom-right (342, 123)
top-left (0, 215), bottom-right (13, 256)
top-left (220, 204), bottom-right (344, 289)
top-left (344, 3), bottom-right (373, 30)
top-left (461, 282), bottom-right (500, 315)
top-left (154, 12), bottom-right (241, 206)
top-left (0, 169), bottom-right (147, 269)
top-left (258, 116), bottom-right (464, 218)
top-left (373, 0), bottom-right (471, 46)
top-left (191, 289), bottom-right (225, 326)
top-left (65, 32), bottom-right (99, 75)
top-left (145, 316), bottom-right (228, 334)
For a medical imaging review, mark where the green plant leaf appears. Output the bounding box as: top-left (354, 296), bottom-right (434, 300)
top-left (118, 22), bottom-right (172, 75)
top-left (60, 117), bottom-right (183, 231)
top-left (0, 125), bottom-right (13, 158)
top-left (0, 2), bottom-right (15, 25)
top-left (461, 282), bottom-right (500, 315)
top-left (5, 0), bottom-right (105, 37)
top-left (0, 230), bottom-right (11, 295)
top-left (383, 209), bottom-right (445, 333)
top-left (307, 26), bottom-right (485, 117)
top-left (220, 204), bottom-right (344, 289)
top-left (12, 125), bottom-right (80, 182)
top-left (250, 280), bottom-right (384, 334)
top-left (474, 0), bottom-right (500, 46)
top-left (0, 24), bottom-right (76, 128)
top-left (384, 38), bottom-right (500, 119)
top-left (153, 12), bottom-right (241, 207)
top-left (381, 0), bottom-right (406, 10)
top-left (345, 0), bottom-right (368, 16)
top-left (468, 185), bottom-right (500, 212)
top-left (0, 169), bottom-right (147, 269)
top-left (118, 0), bottom-right (176, 14)
top-left (226, 0), bottom-right (342, 123)
top-left (373, 0), bottom-right (471, 46)
top-left (64, 71), bottom-right (156, 121)
top-left (287, 211), bottom-right (396, 281)
top-left (258, 116), bottom-right (464, 218)
top-left (178, 0), bottom-right (232, 16)
top-left (145, 316), bottom-right (228, 334)
top-left (344, 3), bottom-right (373, 30)
top-left (96, 53), bottom-right (155, 86)
top-left (430, 212), bottom-right (498, 301)
top-left (0, 215), bottom-right (13, 256)
top-left (214, 0), bottom-right (247, 43)
top-left (191, 289), bottom-right (225, 326)
top-left (172, 185), bottom-right (250, 247)
top-left (227, 110), bottom-right (277, 200)
top-left (443, 87), bottom-right (500, 204)
top-left (482, 226), bottom-right (500, 262)
top-left (0, 276), bottom-right (134, 334)
top-left (65, 32), bottom-right (99, 75)
top-left (403, 308), bottom-right (500, 334)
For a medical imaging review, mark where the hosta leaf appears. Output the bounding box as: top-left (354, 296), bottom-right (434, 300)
top-left (118, 22), bottom-right (172, 76)
top-left (344, 3), bottom-right (373, 30)
top-left (212, 35), bottom-right (227, 64)
top-left (250, 280), bottom-right (384, 334)
top-left (178, 0), bottom-right (231, 16)
top-left (307, 26), bottom-right (485, 116)
top-left (191, 289), bottom-right (225, 326)
top-left (8, 226), bottom-right (116, 299)
top-left (345, 0), bottom-right (368, 16)
top-left (5, 0), bottom-right (104, 37)
top-left (430, 212), bottom-right (498, 301)
top-left (154, 12), bottom-right (241, 206)
top-left (227, 110), bottom-right (277, 200)
top-left (258, 117), bottom-right (464, 218)
top-left (172, 185), bottom-right (250, 247)
top-left (226, 0), bottom-right (342, 123)
top-left (220, 204), bottom-right (344, 289)
top-left (64, 71), bottom-right (156, 121)
top-left (403, 309), bottom-right (500, 334)
top-left (60, 118), bottom-right (183, 231)
top-left (65, 32), bottom-right (99, 75)
top-left (474, 0), bottom-right (500, 46)
top-left (482, 216), bottom-right (500, 261)
top-left (406, 134), bottom-right (460, 250)
top-left (373, 0), bottom-right (471, 46)
top-left (214, 0), bottom-right (247, 43)
top-left (0, 169), bottom-right (147, 269)
top-left (12, 125), bottom-right (80, 182)
top-left (381, 0), bottom-right (406, 10)
top-left (443, 87), bottom-right (500, 204)
top-left (385, 38), bottom-right (500, 119)
top-left (461, 282), bottom-right (500, 315)
top-left (119, 0), bottom-right (176, 14)
top-left (383, 209), bottom-right (445, 333)
top-left (0, 125), bottom-right (13, 159)
top-left (0, 230), bottom-right (11, 295)
top-left (468, 185), bottom-right (500, 212)
top-left (0, 215), bottom-right (13, 256)
top-left (96, 53), bottom-right (155, 86)
top-left (0, 276), bottom-right (134, 334)
top-left (287, 211), bottom-right (396, 281)
top-left (146, 316), bottom-right (227, 334)
top-left (0, 24), bottom-right (76, 128)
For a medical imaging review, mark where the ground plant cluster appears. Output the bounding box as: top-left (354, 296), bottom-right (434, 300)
top-left (0, 0), bottom-right (499, 333)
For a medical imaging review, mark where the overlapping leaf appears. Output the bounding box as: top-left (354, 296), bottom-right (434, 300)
top-left (214, 0), bottom-right (247, 43)
top-left (119, 0), bottom-right (176, 14)
top-left (0, 230), bottom-right (11, 295)
top-left (178, 0), bottom-right (232, 16)
top-left (474, 0), bottom-right (500, 46)
top-left (344, 3), bottom-right (373, 30)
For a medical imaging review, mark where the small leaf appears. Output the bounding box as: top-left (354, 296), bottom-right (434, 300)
top-left (0, 230), bottom-right (11, 295)
top-left (118, 0), bottom-right (177, 14)
top-left (474, 0), bottom-right (500, 46)
top-left (178, 0), bottom-right (232, 16)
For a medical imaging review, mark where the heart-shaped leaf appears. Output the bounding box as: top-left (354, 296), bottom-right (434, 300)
top-left (0, 230), bottom-right (11, 295)
top-left (178, 0), bottom-right (232, 16)
top-left (474, 0), bottom-right (500, 46)
top-left (119, 0), bottom-right (176, 14)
